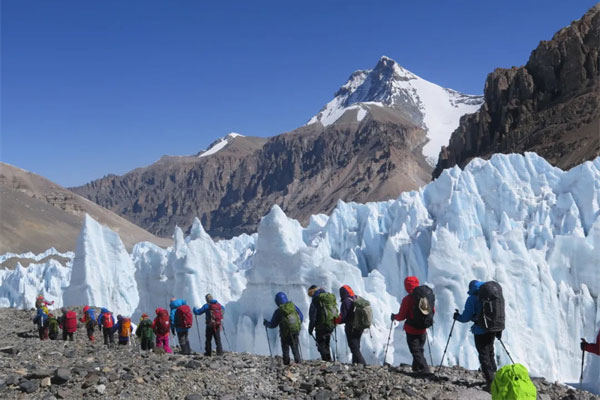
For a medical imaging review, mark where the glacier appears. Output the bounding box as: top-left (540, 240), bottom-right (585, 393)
top-left (1, 153), bottom-right (598, 394)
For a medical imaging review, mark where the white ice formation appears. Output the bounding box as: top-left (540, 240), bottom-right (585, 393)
top-left (1, 153), bottom-right (599, 394)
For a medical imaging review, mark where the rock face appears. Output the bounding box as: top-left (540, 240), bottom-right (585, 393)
top-left (434, 4), bottom-right (600, 178)
top-left (72, 112), bottom-right (432, 239)
top-left (0, 307), bottom-right (594, 399)
top-left (0, 163), bottom-right (171, 253)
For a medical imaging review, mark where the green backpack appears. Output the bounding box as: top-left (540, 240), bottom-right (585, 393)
top-left (491, 364), bottom-right (537, 400)
top-left (137, 319), bottom-right (154, 341)
top-left (316, 292), bottom-right (338, 332)
top-left (351, 296), bottom-right (372, 331)
top-left (48, 317), bottom-right (59, 335)
top-left (279, 302), bottom-right (301, 336)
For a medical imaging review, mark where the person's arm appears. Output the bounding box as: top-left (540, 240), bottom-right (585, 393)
top-left (296, 306), bottom-right (304, 323)
top-left (335, 298), bottom-right (351, 324)
top-left (394, 296), bottom-right (411, 322)
top-left (193, 304), bottom-right (208, 316)
top-left (264, 309), bottom-right (280, 329)
top-left (308, 301), bottom-right (317, 334)
top-left (455, 297), bottom-right (475, 323)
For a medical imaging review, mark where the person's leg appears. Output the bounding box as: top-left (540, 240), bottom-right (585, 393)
top-left (109, 330), bottom-right (115, 345)
top-left (205, 326), bottom-right (213, 356)
top-left (406, 334), bottom-right (429, 373)
top-left (178, 331), bottom-right (189, 354)
top-left (163, 335), bottom-right (172, 353)
top-left (474, 333), bottom-right (495, 384)
top-left (281, 334), bottom-right (291, 365)
top-left (214, 329), bottom-right (223, 355)
top-left (316, 330), bottom-right (332, 361)
top-left (348, 329), bottom-right (366, 366)
top-left (156, 335), bottom-right (164, 350)
top-left (69, 332), bottom-right (74, 341)
top-left (291, 333), bottom-right (302, 363)
top-left (103, 328), bottom-right (109, 345)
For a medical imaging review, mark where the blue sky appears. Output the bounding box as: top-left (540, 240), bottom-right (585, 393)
top-left (2, 1), bottom-right (596, 187)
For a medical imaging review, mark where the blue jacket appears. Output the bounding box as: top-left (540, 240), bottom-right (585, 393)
top-left (170, 299), bottom-right (189, 333)
top-left (456, 280), bottom-right (486, 335)
top-left (33, 308), bottom-right (48, 326)
top-left (97, 308), bottom-right (115, 330)
top-left (193, 299), bottom-right (225, 324)
top-left (265, 292), bottom-right (304, 335)
top-left (308, 288), bottom-right (325, 334)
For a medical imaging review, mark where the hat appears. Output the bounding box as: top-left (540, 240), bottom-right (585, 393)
top-left (307, 285), bottom-right (319, 297)
top-left (418, 298), bottom-right (431, 315)
top-left (205, 294), bottom-right (213, 302)
top-left (141, 313), bottom-right (148, 319)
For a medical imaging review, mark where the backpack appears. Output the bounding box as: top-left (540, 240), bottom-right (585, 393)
top-left (138, 319), bottom-right (154, 340)
top-left (351, 296), bottom-right (373, 331)
top-left (65, 311), bottom-right (78, 332)
top-left (407, 285), bottom-right (435, 330)
top-left (120, 318), bottom-right (131, 337)
top-left (278, 302), bottom-right (301, 336)
top-left (477, 281), bottom-right (505, 333)
top-left (316, 292), bottom-right (338, 332)
top-left (491, 364), bottom-right (537, 399)
top-left (209, 303), bottom-right (224, 329)
top-left (102, 312), bottom-right (114, 329)
top-left (48, 317), bottom-right (59, 335)
top-left (175, 305), bottom-right (193, 329)
top-left (155, 310), bottom-right (170, 335)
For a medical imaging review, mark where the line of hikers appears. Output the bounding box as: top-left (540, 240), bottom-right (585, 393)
top-left (33, 278), bottom-right (600, 391)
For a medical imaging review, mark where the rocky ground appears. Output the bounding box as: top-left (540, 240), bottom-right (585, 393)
top-left (0, 308), bottom-right (596, 399)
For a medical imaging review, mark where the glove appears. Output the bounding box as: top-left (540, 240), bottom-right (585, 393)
top-left (390, 313), bottom-right (395, 321)
top-left (453, 311), bottom-right (460, 320)
top-left (581, 339), bottom-right (587, 351)
top-left (263, 319), bottom-right (268, 327)
top-left (193, 307), bottom-right (198, 314)
top-left (495, 331), bottom-right (502, 340)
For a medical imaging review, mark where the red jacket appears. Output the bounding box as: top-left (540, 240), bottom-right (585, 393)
top-left (393, 276), bottom-right (427, 335)
top-left (585, 330), bottom-right (600, 355)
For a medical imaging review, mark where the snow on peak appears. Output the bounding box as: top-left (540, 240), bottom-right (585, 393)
top-left (307, 56), bottom-right (484, 164)
top-left (199, 132), bottom-right (245, 158)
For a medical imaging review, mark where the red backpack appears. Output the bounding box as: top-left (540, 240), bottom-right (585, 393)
top-left (175, 305), bottom-right (193, 329)
top-left (209, 303), bottom-right (223, 329)
top-left (103, 312), bottom-right (114, 329)
top-left (155, 310), bottom-right (170, 335)
top-left (65, 311), bottom-right (78, 333)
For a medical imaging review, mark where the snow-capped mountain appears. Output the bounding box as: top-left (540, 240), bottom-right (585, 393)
top-left (4, 153), bottom-right (599, 394)
top-left (198, 132), bottom-right (245, 158)
top-left (308, 56), bottom-right (483, 164)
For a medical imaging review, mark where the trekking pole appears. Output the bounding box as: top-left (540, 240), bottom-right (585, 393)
top-left (426, 330), bottom-right (434, 366)
top-left (579, 346), bottom-right (585, 391)
top-left (195, 315), bottom-right (202, 350)
top-left (265, 326), bottom-right (273, 358)
top-left (437, 312), bottom-right (458, 374)
top-left (383, 321), bottom-right (394, 366)
top-left (334, 327), bottom-right (338, 362)
top-left (498, 337), bottom-right (515, 364)
top-left (222, 325), bottom-right (233, 352)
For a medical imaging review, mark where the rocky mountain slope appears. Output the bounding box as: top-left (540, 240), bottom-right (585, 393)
top-left (71, 58), bottom-right (481, 238)
top-left (0, 307), bottom-right (592, 400)
top-left (0, 163), bottom-right (170, 253)
top-left (433, 4), bottom-right (600, 178)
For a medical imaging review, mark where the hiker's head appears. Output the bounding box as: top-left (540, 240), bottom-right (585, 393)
top-left (141, 313), bottom-right (148, 319)
top-left (404, 276), bottom-right (420, 294)
top-left (83, 305), bottom-right (89, 312)
top-left (61, 307), bottom-right (67, 314)
top-left (307, 285), bottom-right (319, 297)
top-left (275, 292), bottom-right (288, 306)
top-left (339, 285), bottom-right (355, 299)
top-left (468, 280), bottom-right (483, 295)
top-left (205, 294), bottom-right (213, 302)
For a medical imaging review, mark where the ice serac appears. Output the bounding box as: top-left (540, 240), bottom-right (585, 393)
top-left (308, 56), bottom-right (484, 163)
top-left (63, 214), bottom-right (139, 316)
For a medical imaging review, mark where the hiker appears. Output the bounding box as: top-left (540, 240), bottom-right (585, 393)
top-left (35, 294), bottom-right (54, 313)
top-left (79, 306), bottom-right (96, 341)
top-left (581, 330), bottom-right (600, 355)
top-left (115, 315), bottom-right (133, 345)
top-left (454, 280), bottom-right (504, 389)
top-left (152, 307), bottom-right (173, 353)
top-left (334, 285), bottom-right (369, 366)
top-left (97, 307), bottom-right (116, 346)
top-left (47, 313), bottom-right (59, 340)
top-left (263, 291), bottom-right (304, 365)
top-left (33, 306), bottom-right (49, 340)
top-left (170, 298), bottom-right (193, 355)
top-left (308, 285), bottom-right (338, 361)
top-left (136, 313), bottom-right (154, 351)
top-left (391, 276), bottom-right (435, 374)
top-left (193, 294), bottom-right (225, 356)
top-left (59, 307), bottom-right (77, 341)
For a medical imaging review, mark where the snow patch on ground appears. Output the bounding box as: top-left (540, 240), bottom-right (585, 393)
top-left (199, 132), bottom-right (245, 158)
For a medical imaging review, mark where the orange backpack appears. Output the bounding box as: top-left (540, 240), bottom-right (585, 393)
top-left (120, 318), bottom-right (131, 337)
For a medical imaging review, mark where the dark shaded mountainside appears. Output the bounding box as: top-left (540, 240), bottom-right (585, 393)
top-left (72, 112), bottom-right (432, 238)
top-left (434, 4), bottom-right (600, 177)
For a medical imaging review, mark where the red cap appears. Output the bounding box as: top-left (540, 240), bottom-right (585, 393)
top-left (404, 276), bottom-right (420, 294)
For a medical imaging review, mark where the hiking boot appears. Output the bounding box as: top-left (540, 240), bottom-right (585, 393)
top-left (204, 352), bottom-right (211, 357)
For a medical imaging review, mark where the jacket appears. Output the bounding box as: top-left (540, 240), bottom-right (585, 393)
top-left (334, 285), bottom-right (356, 326)
top-left (80, 307), bottom-right (96, 324)
top-left (265, 292), bottom-right (304, 336)
top-left (97, 308), bottom-right (115, 330)
top-left (136, 318), bottom-right (154, 340)
top-left (308, 288), bottom-right (326, 334)
top-left (193, 299), bottom-right (225, 323)
top-left (584, 330), bottom-right (600, 355)
top-left (170, 299), bottom-right (189, 333)
top-left (456, 280), bottom-right (486, 335)
top-left (394, 276), bottom-right (427, 335)
top-left (33, 307), bottom-right (48, 326)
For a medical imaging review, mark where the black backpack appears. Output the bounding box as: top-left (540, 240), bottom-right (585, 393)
top-left (476, 281), bottom-right (505, 332)
top-left (407, 285), bottom-right (435, 329)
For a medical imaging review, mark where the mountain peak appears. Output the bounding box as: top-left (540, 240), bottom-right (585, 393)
top-left (198, 132), bottom-right (245, 158)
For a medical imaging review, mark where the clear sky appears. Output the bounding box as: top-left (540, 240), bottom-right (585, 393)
top-left (1, 1), bottom-right (596, 187)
